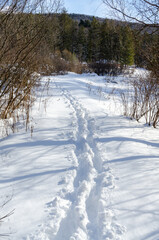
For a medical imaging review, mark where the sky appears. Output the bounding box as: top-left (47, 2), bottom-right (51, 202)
top-left (63, 0), bottom-right (107, 18)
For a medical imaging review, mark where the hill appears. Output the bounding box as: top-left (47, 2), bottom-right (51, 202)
top-left (68, 13), bottom-right (156, 33)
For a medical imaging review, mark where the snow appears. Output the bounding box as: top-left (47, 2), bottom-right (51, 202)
top-left (0, 70), bottom-right (159, 240)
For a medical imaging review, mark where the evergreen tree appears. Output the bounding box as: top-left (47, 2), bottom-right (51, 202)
top-left (43, 15), bottom-right (59, 53)
top-left (120, 26), bottom-right (135, 65)
top-left (87, 17), bottom-right (101, 62)
top-left (70, 20), bottom-right (79, 53)
top-left (112, 26), bottom-right (122, 62)
top-left (58, 12), bottom-right (73, 52)
top-left (79, 19), bottom-right (91, 28)
top-left (100, 20), bottom-right (121, 62)
top-left (100, 20), bottom-right (110, 61)
top-left (77, 25), bottom-right (87, 61)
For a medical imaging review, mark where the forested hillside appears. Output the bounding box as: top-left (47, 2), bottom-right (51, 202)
top-left (42, 12), bottom-right (158, 68)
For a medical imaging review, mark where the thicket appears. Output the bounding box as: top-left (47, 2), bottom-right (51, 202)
top-left (102, 0), bottom-right (159, 128)
top-left (0, 0), bottom-right (61, 136)
top-left (0, 0), bottom-right (62, 230)
top-left (123, 34), bottom-right (159, 128)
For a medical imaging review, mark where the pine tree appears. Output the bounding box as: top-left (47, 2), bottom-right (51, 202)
top-left (77, 25), bottom-right (87, 61)
top-left (100, 20), bottom-right (110, 61)
top-left (87, 17), bottom-right (100, 62)
top-left (58, 12), bottom-right (73, 52)
top-left (120, 26), bottom-right (135, 66)
top-left (70, 20), bottom-right (79, 54)
top-left (100, 20), bottom-right (121, 62)
top-left (112, 26), bottom-right (122, 62)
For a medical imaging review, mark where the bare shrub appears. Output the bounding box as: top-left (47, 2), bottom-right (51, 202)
top-left (0, 0), bottom-right (61, 135)
top-left (62, 49), bottom-right (83, 73)
top-left (121, 75), bottom-right (159, 127)
top-left (102, 0), bottom-right (159, 128)
top-left (35, 48), bottom-right (84, 76)
top-left (89, 61), bottom-right (123, 76)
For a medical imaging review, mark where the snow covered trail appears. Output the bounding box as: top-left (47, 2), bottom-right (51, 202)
top-left (51, 72), bottom-right (159, 240)
top-left (0, 74), bottom-right (124, 240)
top-left (52, 86), bottom-right (125, 240)
top-left (0, 71), bottom-right (159, 240)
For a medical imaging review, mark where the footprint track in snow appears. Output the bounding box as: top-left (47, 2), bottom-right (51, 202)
top-left (26, 82), bottom-right (125, 240)
top-left (53, 86), bottom-right (125, 240)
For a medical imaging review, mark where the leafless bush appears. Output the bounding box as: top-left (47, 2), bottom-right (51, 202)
top-left (89, 61), bottom-right (123, 76)
top-left (61, 49), bottom-right (83, 73)
top-left (102, 0), bottom-right (159, 128)
top-left (0, 0), bottom-right (61, 135)
top-left (36, 49), bottom-right (84, 75)
top-left (121, 75), bottom-right (159, 127)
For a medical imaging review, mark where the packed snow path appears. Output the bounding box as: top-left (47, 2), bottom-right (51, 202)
top-left (0, 71), bottom-right (159, 240)
top-left (51, 86), bottom-right (125, 240)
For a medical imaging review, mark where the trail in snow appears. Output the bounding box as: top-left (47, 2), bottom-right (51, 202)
top-left (25, 81), bottom-right (125, 240)
top-left (1, 71), bottom-right (159, 240)
top-left (50, 84), bottom-right (125, 240)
